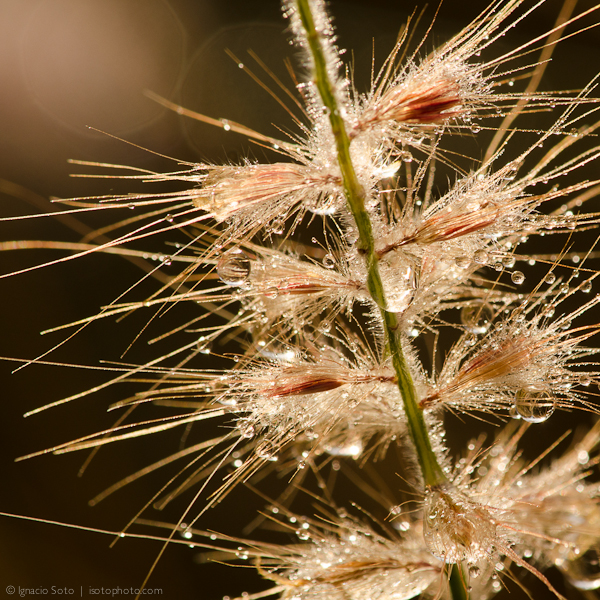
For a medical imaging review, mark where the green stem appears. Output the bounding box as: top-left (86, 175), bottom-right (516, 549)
top-left (449, 565), bottom-right (469, 600)
top-left (294, 0), bottom-right (446, 488)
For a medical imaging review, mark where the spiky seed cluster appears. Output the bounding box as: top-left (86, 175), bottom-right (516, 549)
top-left (220, 511), bottom-right (442, 600)
top-left (193, 162), bottom-right (342, 225)
top-left (420, 422), bottom-right (600, 597)
top-left (422, 290), bottom-right (600, 418)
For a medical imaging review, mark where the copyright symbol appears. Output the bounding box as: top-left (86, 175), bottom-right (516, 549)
top-left (6, 586), bottom-right (15, 595)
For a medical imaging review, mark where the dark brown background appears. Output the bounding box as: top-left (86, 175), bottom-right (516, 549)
top-left (1, 1), bottom-right (599, 598)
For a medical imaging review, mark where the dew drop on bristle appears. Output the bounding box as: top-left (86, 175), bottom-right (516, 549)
top-left (511, 271), bottom-right (525, 285)
top-left (562, 544), bottom-right (600, 590)
top-left (544, 272), bottom-right (556, 284)
top-left (199, 341), bottom-right (212, 355)
top-left (256, 441), bottom-right (278, 461)
top-left (377, 253), bottom-right (420, 313)
top-left (270, 217), bottom-right (285, 235)
top-left (217, 249), bottom-right (251, 286)
top-left (322, 253), bottom-right (335, 269)
top-left (468, 565), bottom-right (481, 579)
top-left (514, 387), bottom-right (555, 423)
top-left (461, 302), bottom-right (493, 334)
top-left (239, 421), bottom-right (255, 439)
top-left (473, 249), bottom-right (488, 265)
top-left (581, 280), bottom-right (593, 294)
top-left (502, 256), bottom-right (516, 268)
top-left (455, 256), bottom-right (471, 269)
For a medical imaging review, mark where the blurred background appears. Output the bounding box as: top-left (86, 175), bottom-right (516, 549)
top-left (1, 0), bottom-right (599, 598)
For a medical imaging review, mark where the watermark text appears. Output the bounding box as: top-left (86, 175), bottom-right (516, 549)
top-left (5, 586), bottom-right (163, 597)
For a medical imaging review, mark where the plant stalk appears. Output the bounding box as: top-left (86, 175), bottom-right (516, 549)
top-left (294, 0), bottom-right (447, 489)
top-left (449, 565), bottom-right (469, 600)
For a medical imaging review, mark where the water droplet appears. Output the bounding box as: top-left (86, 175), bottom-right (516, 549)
top-left (578, 450), bottom-right (590, 465)
top-left (544, 272), bottom-right (556, 284)
top-left (468, 565), bottom-right (481, 579)
top-left (217, 249), bottom-right (251, 286)
top-left (581, 280), bottom-right (593, 294)
top-left (199, 341), bottom-right (212, 355)
top-left (563, 544), bottom-right (600, 590)
top-left (378, 252), bottom-right (420, 313)
top-left (560, 282), bottom-right (569, 294)
top-left (264, 287), bottom-right (279, 299)
top-left (165, 214), bottom-right (174, 223)
top-left (473, 249), bottom-right (489, 265)
top-left (503, 162), bottom-right (519, 181)
top-left (239, 421), bottom-right (255, 439)
top-left (470, 124), bottom-right (481, 134)
top-left (318, 321), bottom-right (331, 333)
top-left (270, 217), bottom-right (285, 235)
top-left (502, 256), bottom-right (516, 268)
top-left (514, 387), bottom-right (555, 423)
top-left (455, 256), bottom-right (471, 269)
top-left (461, 302), bottom-right (493, 334)
top-left (493, 262), bottom-right (503, 272)
top-left (305, 428), bottom-right (318, 440)
top-left (322, 253), bottom-right (335, 269)
top-left (511, 271), bottom-right (525, 285)
top-left (256, 441), bottom-right (278, 461)
top-left (543, 305), bottom-right (556, 318)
